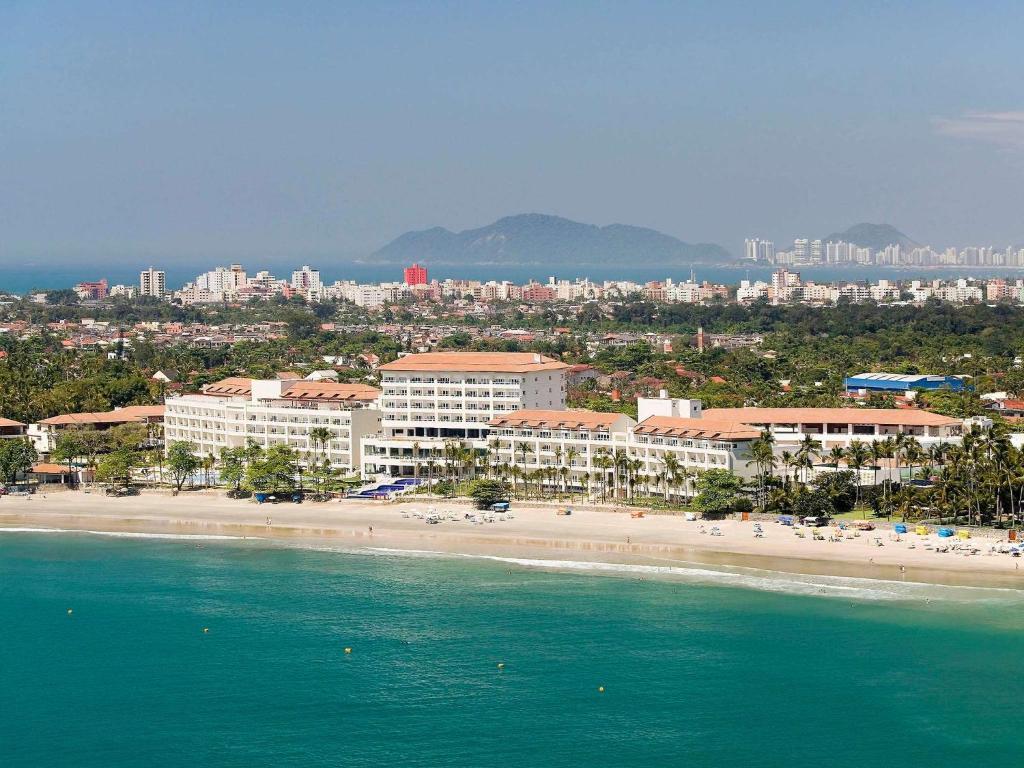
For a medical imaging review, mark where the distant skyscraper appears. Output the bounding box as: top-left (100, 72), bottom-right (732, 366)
top-left (794, 239), bottom-right (809, 261)
top-left (139, 267), bottom-right (166, 298)
top-left (744, 239), bottom-right (775, 262)
top-left (404, 263), bottom-right (428, 286)
top-left (811, 239), bottom-right (823, 263)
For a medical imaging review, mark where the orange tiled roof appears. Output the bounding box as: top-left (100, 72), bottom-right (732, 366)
top-left (634, 415), bottom-right (762, 441)
top-left (201, 377), bottom-right (253, 397)
top-left (489, 409), bottom-right (630, 430)
top-left (379, 352), bottom-right (568, 373)
top-left (30, 463), bottom-right (75, 474)
top-left (39, 405), bottom-right (164, 426)
top-left (282, 381), bottom-right (380, 402)
top-left (201, 378), bottom-right (379, 403)
top-left (702, 407), bottom-right (960, 427)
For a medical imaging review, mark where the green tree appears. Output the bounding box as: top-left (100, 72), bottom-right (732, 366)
top-left (51, 433), bottom-right (86, 484)
top-left (813, 470), bottom-right (857, 515)
top-left (793, 488), bottom-right (835, 519)
top-left (468, 479), bottom-right (511, 510)
top-left (166, 441), bottom-right (201, 493)
top-left (95, 448), bottom-right (138, 490)
top-left (692, 469), bottom-right (744, 518)
top-left (0, 438), bottom-right (38, 485)
top-left (245, 444), bottom-right (297, 494)
top-left (218, 446), bottom-right (249, 496)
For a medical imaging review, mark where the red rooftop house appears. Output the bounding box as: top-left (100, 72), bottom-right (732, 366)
top-left (404, 263), bottom-right (428, 286)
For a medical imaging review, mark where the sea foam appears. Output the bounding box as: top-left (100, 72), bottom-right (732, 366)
top-left (0, 526), bottom-right (260, 541)
top-left (360, 546), bottom-right (1024, 604)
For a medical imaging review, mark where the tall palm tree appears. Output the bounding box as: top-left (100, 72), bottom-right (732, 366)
top-left (662, 452), bottom-right (682, 504)
top-left (845, 440), bottom-right (870, 511)
top-left (779, 450), bottom-right (796, 488)
top-left (797, 435), bottom-right (821, 485)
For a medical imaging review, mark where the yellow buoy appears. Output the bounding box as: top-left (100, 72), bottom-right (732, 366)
top-left (202, 628), bottom-right (209, 633)
top-left (497, 663), bottom-right (505, 670)
top-left (67, 609), bottom-right (73, 615)
top-left (598, 686), bottom-right (605, 693)
top-left (344, 647), bottom-right (352, 654)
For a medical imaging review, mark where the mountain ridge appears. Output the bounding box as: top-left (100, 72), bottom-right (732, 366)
top-left (370, 214), bottom-right (733, 266)
top-left (822, 223), bottom-right (918, 251)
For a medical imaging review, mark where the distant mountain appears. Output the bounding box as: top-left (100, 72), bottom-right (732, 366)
top-left (371, 214), bottom-right (733, 266)
top-left (822, 223), bottom-right (918, 251)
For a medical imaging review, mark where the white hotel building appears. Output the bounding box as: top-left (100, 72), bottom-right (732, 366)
top-left (164, 376), bottom-right (381, 472)
top-left (360, 352), bottom-right (568, 477)
top-left (487, 410), bottom-right (636, 491)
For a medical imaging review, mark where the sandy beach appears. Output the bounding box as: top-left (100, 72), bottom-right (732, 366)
top-left (3, 491), bottom-right (1023, 589)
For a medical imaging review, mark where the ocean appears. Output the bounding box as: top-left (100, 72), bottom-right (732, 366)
top-left (2, 531), bottom-right (1022, 767)
top-left (4, 262), bottom-right (1024, 295)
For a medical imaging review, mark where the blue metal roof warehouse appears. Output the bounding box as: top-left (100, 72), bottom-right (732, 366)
top-left (844, 373), bottom-right (967, 393)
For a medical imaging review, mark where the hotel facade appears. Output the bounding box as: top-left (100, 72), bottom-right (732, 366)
top-left (156, 352), bottom-right (971, 493)
top-left (360, 352), bottom-right (569, 477)
top-left (164, 377), bottom-right (381, 472)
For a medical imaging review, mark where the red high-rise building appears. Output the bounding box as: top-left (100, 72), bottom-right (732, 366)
top-left (403, 263), bottom-right (428, 286)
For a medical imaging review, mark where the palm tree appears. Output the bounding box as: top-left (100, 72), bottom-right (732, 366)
top-left (488, 438), bottom-right (502, 478)
top-left (828, 445), bottom-right (845, 468)
top-left (845, 441), bottom-right (870, 512)
top-left (662, 452), bottom-right (682, 504)
top-left (779, 450), bottom-right (796, 488)
top-left (796, 435), bottom-right (821, 485)
top-left (565, 446), bottom-right (580, 497)
top-left (745, 431), bottom-right (776, 510)
top-left (594, 449), bottom-right (612, 502)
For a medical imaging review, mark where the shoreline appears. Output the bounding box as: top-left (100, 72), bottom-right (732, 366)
top-left (3, 491), bottom-right (1024, 590)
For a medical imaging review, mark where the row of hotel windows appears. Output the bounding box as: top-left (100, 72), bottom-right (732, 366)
top-left (166, 413), bottom-right (350, 426)
top-left (383, 376), bottom-right (523, 385)
top-left (382, 401), bottom-right (514, 411)
top-left (382, 389), bottom-right (518, 398)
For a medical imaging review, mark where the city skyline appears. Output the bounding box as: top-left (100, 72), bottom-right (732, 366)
top-left (4, 2), bottom-right (1024, 266)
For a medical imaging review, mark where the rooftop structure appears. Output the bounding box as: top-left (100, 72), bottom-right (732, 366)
top-left (844, 373), bottom-right (967, 393)
top-left (379, 351), bottom-right (569, 373)
top-left (29, 405), bottom-right (165, 454)
top-left (0, 418), bottom-right (28, 439)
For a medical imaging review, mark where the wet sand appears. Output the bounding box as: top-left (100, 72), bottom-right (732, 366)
top-left (2, 491), bottom-right (1023, 589)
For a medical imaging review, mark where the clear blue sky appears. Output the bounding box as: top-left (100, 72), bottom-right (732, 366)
top-left (3, 0), bottom-right (1024, 266)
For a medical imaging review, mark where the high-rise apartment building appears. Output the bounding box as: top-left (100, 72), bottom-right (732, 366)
top-left (139, 267), bottom-right (166, 298)
top-left (290, 265), bottom-right (322, 297)
top-left (744, 239), bottom-right (775, 263)
top-left (403, 263), bottom-right (428, 286)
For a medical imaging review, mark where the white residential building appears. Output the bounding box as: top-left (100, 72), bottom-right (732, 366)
top-left (140, 267), bottom-right (166, 298)
top-left (164, 377), bottom-right (381, 472)
top-left (290, 265), bottom-right (323, 299)
top-left (487, 409), bottom-right (635, 492)
top-left (361, 351), bottom-right (568, 477)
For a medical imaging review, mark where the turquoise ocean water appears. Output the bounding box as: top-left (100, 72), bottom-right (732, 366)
top-left (2, 531), bottom-right (1022, 767)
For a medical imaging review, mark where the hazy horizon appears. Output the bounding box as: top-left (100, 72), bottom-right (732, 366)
top-left (4, 1), bottom-right (1024, 266)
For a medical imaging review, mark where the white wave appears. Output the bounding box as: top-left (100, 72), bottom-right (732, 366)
top-left (361, 546), bottom-right (1024, 603)
top-left (0, 526), bottom-right (261, 541)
